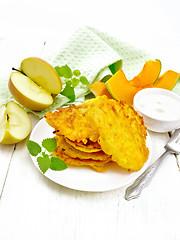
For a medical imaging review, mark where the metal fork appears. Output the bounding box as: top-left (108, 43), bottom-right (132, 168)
top-left (125, 128), bottom-right (180, 201)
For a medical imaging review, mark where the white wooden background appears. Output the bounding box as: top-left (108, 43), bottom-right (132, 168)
top-left (0, 0), bottom-right (180, 239)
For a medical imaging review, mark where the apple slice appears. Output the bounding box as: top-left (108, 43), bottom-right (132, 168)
top-left (20, 57), bottom-right (62, 94)
top-left (9, 72), bottom-right (53, 111)
top-left (0, 102), bottom-right (31, 144)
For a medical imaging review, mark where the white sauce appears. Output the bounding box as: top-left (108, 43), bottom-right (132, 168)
top-left (137, 93), bottom-right (180, 120)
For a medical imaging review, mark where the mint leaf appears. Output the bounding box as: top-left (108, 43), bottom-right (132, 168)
top-left (55, 65), bottom-right (73, 78)
top-left (61, 81), bottom-right (75, 102)
top-left (50, 157), bottom-right (68, 171)
top-left (63, 65), bottom-right (73, 78)
top-left (73, 69), bottom-right (81, 77)
top-left (71, 77), bottom-right (80, 88)
top-left (26, 140), bottom-right (41, 156)
top-left (37, 155), bottom-right (51, 174)
top-left (27, 138), bottom-right (68, 174)
top-left (42, 138), bottom-right (57, 152)
top-left (42, 152), bottom-right (46, 157)
top-left (79, 76), bottom-right (89, 85)
top-left (54, 66), bottom-right (64, 77)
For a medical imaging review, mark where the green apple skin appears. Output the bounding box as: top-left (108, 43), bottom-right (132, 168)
top-left (9, 72), bottom-right (53, 111)
top-left (0, 102), bottom-right (31, 144)
top-left (20, 57), bottom-right (62, 94)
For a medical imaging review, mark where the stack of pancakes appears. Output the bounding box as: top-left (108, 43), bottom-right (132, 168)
top-left (45, 96), bottom-right (149, 172)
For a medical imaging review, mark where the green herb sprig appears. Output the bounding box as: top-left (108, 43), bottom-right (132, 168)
top-left (54, 64), bottom-right (90, 102)
top-left (26, 138), bottom-right (67, 174)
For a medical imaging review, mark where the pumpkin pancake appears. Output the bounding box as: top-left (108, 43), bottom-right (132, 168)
top-left (54, 151), bottom-right (111, 172)
top-left (45, 96), bottom-right (149, 172)
top-left (54, 136), bottom-right (112, 172)
top-left (45, 100), bottom-right (99, 144)
top-left (86, 96), bottom-right (149, 171)
top-left (64, 137), bottom-right (101, 153)
top-left (55, 135), bottom-right (111, 161)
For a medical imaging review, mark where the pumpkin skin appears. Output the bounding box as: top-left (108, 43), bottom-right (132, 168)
top-left (105, 68), bottom-right (180, 105)
top-left (129, 59), bottom-right (161, 87)
top-left (152, 70), bottom-right (180, 90)
top-left (89, 60), bottom-right (179, 106)
top-left (89, 81), bottom-right (113, 99)
top-left (106, 69), bottom-right (142, 105)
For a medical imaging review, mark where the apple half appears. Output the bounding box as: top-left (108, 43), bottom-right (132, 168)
top-left (20, 57), bottom-right (62, 94)
top-left (0, 102), bottom-right (31, 144)
top-left (9, 72), bottom-right (54, 111)
top-left (9, 57), bottom-right (62, 111)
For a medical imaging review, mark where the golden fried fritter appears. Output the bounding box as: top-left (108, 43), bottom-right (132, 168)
top-left (45, 96), bottom-right (149, 172)
top-left (64, 137), bottom-right (101, 153)
top-left (54, 136), bottom-right (112, 172)
top-left (54, 151), bottom-right (111, 172)
top-left (86, 97), bottom-right (149, 171)
top-left (45, 100), bottom-right (99, 144)
top-left (55, 136), bottom-right (111, 161)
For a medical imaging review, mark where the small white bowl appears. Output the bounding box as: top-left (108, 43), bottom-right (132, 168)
top-left (133, 88), bottom-right (180, 132)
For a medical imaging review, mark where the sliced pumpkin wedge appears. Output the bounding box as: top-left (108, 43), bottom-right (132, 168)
top-left (152, 70), bottom-right (180, 90)
top-left (89, 81), bottom-right (113, 99)
top-left (129, 59), bottom-right (161, 87)
top-left (106, 69), bottom-right (141, 105)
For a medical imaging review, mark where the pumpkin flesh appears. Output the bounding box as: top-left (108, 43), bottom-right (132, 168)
top-left (129, 59), bottom-right (161, 87)
top-left (89, 81), bottom-right (113, 99)
top-left (106, 69), bottom-right (141, 105)
top-left (152, 70), bottom-right (180, 90)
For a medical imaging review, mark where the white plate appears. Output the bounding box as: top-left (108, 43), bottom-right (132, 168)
top-left (29, 118), bottom-right (152, 192)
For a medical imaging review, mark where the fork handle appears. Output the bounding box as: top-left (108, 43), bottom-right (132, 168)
top-left (125, 150), bottom-right (170, 200)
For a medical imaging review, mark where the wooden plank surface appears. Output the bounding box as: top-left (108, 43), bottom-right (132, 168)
top-left (1, 128), bottom-right (180, 240)
top-left (0, 1), bottom-right (180, 239)
top-left (0, 144), bottom-right (15, 197)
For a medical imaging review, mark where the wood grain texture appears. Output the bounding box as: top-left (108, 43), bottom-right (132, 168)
top-left (1, 130), bottom-right (179, 240)
top-left (0, 144), bottom-right (15, 197)
top-left (0, 1), bottom-right (180, 238)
